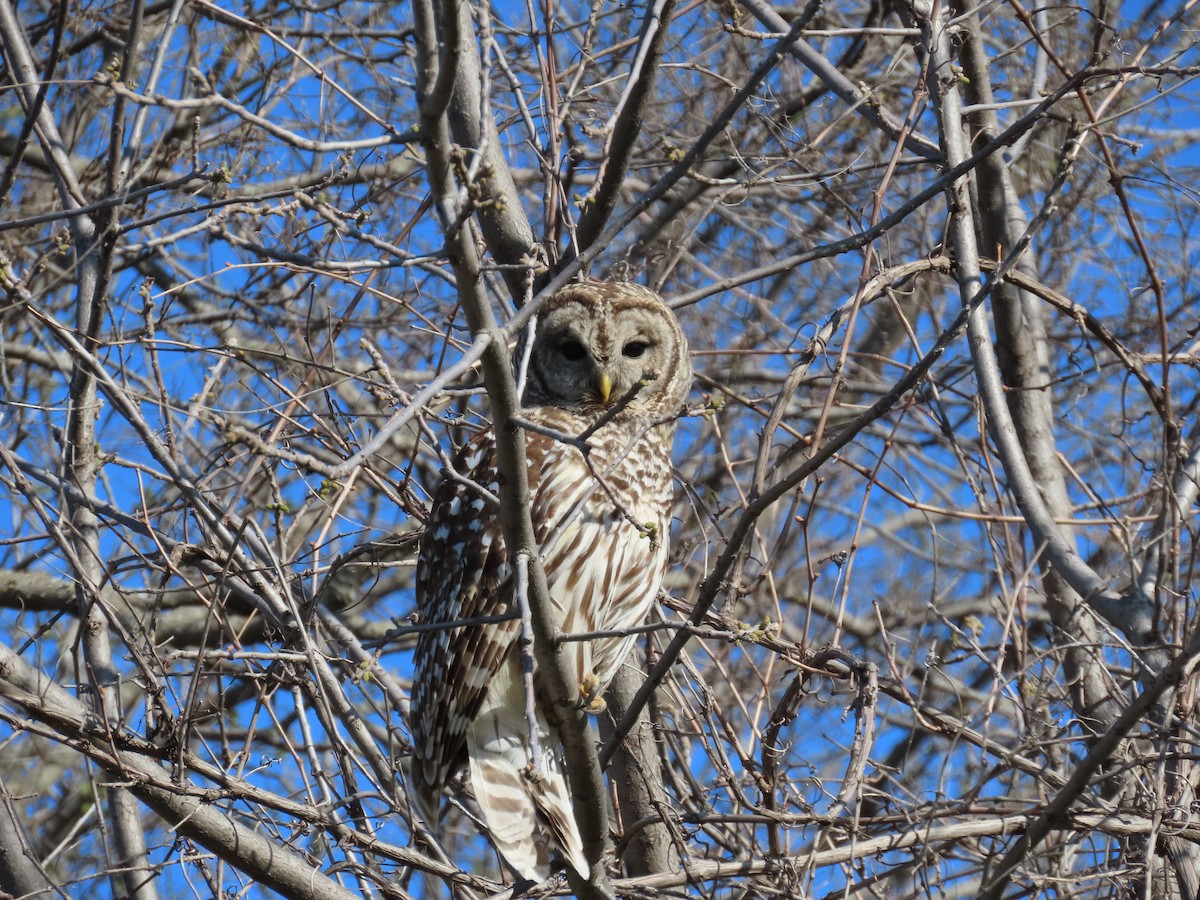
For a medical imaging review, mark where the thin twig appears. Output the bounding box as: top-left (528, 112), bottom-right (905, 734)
top-left (513, 551), bottom-right (545, 773)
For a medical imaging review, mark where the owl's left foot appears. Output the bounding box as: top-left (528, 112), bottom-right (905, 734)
top-left (579, 674), bottom-right (607, 713)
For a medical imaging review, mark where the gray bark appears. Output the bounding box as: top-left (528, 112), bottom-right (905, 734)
top-left (603, 664), bottom-right (677, 877)
top-left (0, 778), bottom-right (58, 899)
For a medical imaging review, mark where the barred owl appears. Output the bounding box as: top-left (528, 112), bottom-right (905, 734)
top-left (411, 281), bottom-right (691, 880)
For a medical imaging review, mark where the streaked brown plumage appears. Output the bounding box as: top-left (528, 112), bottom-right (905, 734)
top-left (410, 281), bottom-right (691, 880)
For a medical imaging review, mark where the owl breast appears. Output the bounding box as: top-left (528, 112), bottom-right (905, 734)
top-left (527, 407), bottom-right (675, 691)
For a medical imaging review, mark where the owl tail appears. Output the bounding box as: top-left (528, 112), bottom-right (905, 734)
top-left (467, 702), bottom-right (590, 881)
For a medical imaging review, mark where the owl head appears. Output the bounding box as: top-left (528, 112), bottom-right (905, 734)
top-left (524, 281), bottom-right (692, 420)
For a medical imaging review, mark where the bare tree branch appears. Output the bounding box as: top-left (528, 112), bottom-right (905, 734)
top-left (0, 645), bottom-right (366, 900)
top-left (573, 0), bottom-right (676, 256)
top-left (2, 0), bottom-right (1198, 893)
top-left (922, 0), bottom-right (1157, 651)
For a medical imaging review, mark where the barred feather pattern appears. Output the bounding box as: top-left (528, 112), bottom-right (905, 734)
top-left (411, 410), bottom-right (674, 879)
top-left (410, 282), bottom-right (690, 882)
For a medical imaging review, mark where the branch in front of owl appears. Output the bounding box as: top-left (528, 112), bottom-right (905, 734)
top-left (510, 414), bottom-right (591, 455)
top-left (510, 415), bottom-right (665, 549)
top-left (512, 378), bottom-right (668, 548)
top-left (576, 372), bottom-right (660, 442)
top-left (510, 371), bottom-right (658, 454)
top-left (429, 456), bottom-right (501, 511)
top-left (512, 550), bottom-right (546, 774)
top-left (578, 446), bottom-right (663, 550)
top-left (406, 417), bottom-right (501, 514)
top-left (370, 610), bottom-right (519, 649)
top-left (556, 616), bottom-right (734, 646)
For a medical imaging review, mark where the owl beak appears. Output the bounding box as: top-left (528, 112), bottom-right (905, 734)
top-left (597, 372), bottom-right (614, 405)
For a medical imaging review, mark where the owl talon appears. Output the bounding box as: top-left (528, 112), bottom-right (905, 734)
top-left (579, 674), bottom-right (607, 713)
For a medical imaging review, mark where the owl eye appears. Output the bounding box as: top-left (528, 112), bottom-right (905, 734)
top-left (623, 340), bottom-right (650, 359)
top-left (559, 339), bottom-right (587, 361)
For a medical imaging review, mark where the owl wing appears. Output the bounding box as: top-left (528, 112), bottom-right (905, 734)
top-left (410, 432), bottom-right (518, 812)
